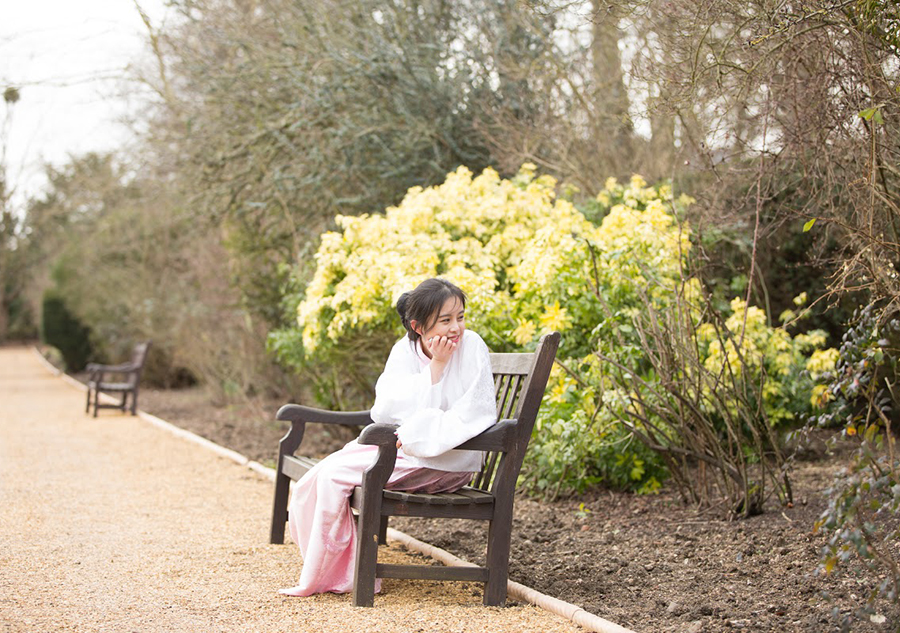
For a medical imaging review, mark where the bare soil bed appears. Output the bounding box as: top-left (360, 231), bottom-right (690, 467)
top-left (137, 386), bottom-right (899, 633)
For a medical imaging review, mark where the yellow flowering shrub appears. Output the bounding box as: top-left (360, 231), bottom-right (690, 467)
top-left (292, 165), bottom-right (695, 365)
top-left (696, 297), bottom-right (838, 425)
top-left (295, 165), bottom-right (590, 354)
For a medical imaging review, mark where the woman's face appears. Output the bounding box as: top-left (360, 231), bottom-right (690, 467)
top-left (414, 296), bottom-right (465, 347)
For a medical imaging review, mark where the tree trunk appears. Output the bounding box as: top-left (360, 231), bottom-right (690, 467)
top-left (649, 98), bottom-right (675, 178)
top-left (647, 3), bottom-right (676, 180)
top-left (0, 250), bottom-right (8, 342)
top-left (590, 0), bottom-right (632, 157)
top-left (0, 201), bottom-right (10, 341)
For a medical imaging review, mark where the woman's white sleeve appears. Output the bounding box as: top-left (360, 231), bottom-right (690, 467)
top-left (394, 340), bottom-right (497, 458)
top-left (370, 342), bottom-right (442, 425)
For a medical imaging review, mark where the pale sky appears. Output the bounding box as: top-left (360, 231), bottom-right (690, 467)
top-left (1, 0), bottom-right (168, 208)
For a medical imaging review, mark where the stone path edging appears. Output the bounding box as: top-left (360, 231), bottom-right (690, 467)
top-left (31, 347), bottom-right (638, 633)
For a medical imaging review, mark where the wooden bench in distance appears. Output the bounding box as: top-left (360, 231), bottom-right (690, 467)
top-left (85, 341), bottom-right (151, 417)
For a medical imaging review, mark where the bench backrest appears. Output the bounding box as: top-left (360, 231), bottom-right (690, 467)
top-left (471, 331), bottom-right (560, 493)
top-left (127, 342), bottom-right (152, 386)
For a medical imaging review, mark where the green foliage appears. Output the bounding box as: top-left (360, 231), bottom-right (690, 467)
top-left (276, 167), bottom-right (690, 491)
top-left (41, 291), bottom-right (92, 372)
top-left (39, 345), bottom-right (65, 371)
top-left (815, 305), bottom-right (900, 621)
top-left (699, 295), bottom-right (836, 427)
top-left (157, 0), bottom-right (496, 326)
top-left (814, 304), bottom-right (900, 429)
top-left (31, 154), bottom-right (165, 371)
top-left (4, 292), bottom-right (38, 340)
top-left (24, 152), bottom-right (283, 394)
top-left (525, 367), bottom-right (667, 497)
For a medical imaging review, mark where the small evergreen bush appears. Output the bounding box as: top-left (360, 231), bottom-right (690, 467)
top-left (41, 291), bottom-right (92, 372)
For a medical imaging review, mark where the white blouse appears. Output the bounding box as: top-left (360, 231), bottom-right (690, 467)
top-left (370, 329), bottom-right (497, 472)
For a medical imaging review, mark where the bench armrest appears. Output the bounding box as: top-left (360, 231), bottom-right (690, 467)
top-left (455, 419), bottom-right (517, 451)
top-left (357, 422), bottom-right (399, 446)
top-left (276, 404), bottom-right (372, 426)
top-left (275, 405), bottom-right (373, 460)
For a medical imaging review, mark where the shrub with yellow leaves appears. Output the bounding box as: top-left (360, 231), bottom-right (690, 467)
top-left (290, 164), bottom-right (693, 365)
top-left (695, 296), bottom-right (837, 426)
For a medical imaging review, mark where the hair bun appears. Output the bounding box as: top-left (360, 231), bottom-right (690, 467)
top-left (396, 292), bottom-right (411, 327)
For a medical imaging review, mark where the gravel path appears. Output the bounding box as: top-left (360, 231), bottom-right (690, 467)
top-left (0, 347), bottom-right (581, 633)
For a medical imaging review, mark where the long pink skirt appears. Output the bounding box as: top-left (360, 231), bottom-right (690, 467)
top-left (279, 440), bottom-right (472, 597)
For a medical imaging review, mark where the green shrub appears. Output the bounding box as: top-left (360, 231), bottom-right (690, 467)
top-left (815, 305), bottom-right (900, 624)
top-left (40, 345), bottom-right (65, 371)
top-left (41, 291), bottom-right (92, 372)
top-left (5, 294), bottom-right (38, 341)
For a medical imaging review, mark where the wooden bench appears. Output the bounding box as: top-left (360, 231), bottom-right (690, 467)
top-left (269, 331), bottom-right (560, 607)
top-left (85, 341), bottom-right (151, 417)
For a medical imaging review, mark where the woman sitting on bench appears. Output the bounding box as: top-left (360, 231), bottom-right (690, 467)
top-left (279, 277), bottom-right (497, 597)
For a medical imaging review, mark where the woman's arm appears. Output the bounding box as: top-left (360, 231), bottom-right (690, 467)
top-left (394, 332), bottom-right (497, 458)
top-left (370, 338), bottom-right (443, 426)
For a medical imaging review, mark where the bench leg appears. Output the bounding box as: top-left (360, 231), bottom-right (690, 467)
top-left (93, 390), bottom-right (100, 418)
top-left (484, 509), bottom-right (513, 606)
top-left (270, 471), bottom-right (292, 544)
top-left (352, 510), bottom-right (380, 607)
top-left (378, 516), bottom-right (388, 545)
top-left (352, 443), bottom-right (394, 607)
top-left (130, 388), bottom-right (139, 415)
top-left (85, 387), bottom-right (91, 414)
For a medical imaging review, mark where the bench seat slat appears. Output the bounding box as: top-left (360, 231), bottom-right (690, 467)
top-left (452, 487), bottom-right (494, 503)
top-left (282, 454), bottom-right (320, 481)
top-left (91, 381), bottom-right (135, 391)
top-left (381, 486), bottom-right (493, 505)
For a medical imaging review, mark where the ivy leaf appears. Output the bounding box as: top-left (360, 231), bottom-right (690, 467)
top-left (859, 107), bottom-right (885, 125)
top-left (865, 423), bottom-right (877, 443)
top-left (803, 218), bottom-right (817, 232)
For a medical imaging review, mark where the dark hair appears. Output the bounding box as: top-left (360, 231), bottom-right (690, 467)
top-left (396, 278), bottom-right (467, 343)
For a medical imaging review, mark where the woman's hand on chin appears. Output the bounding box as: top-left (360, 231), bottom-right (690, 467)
top-left (426, 335), bottom-right (458, 364)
